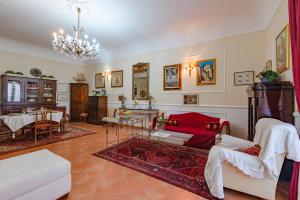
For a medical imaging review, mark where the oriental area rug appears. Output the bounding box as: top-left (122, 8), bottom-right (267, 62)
top-left (0, 125), bottom-right (96, 156)
top-left (93, 138), bottom-right (216, 200)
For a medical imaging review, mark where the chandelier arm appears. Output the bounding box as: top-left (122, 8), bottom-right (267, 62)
top-left (77, 7), bottom-right (81, 37)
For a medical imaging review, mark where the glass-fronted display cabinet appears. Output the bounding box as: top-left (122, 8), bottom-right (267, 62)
top-left (4, 76), bottom-right (23, 103)
top-left (41, 80), bottom-right (56, 103)
top-left (0, 75), bottom-right (57, 114)
top-left (25, 79), bottom-right (39, 103)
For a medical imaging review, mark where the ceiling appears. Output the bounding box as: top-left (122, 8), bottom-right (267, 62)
top-left (0, 0), bottom-right (281, 62)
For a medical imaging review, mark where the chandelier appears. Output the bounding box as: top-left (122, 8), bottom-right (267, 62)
top-left (52, 7), bottom-right (100, 61)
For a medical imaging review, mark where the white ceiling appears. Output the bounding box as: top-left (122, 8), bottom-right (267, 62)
top-left (0, 0), bottom-right (281, 63)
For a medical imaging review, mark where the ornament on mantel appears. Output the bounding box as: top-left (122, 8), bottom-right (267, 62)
top-left (73, 73), bottom-right (86, 83)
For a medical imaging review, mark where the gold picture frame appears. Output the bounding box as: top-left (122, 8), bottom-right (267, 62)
top-left (163, 64), bottom-right (182, 90)
top-left (183, 93), bottom-right (199, 105)
top-left (276, 25), bottom-right (290, 73)
top-left (111, 70), bottom-right (123, 88)
top-left (95, 73), bottom-right (105, 88)
top-left (196, 59), bottom-right (216, 86)
top-left (132, 63), bottom-right (150, 100)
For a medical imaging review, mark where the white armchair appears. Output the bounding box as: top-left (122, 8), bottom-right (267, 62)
top-left (221, 136), bottom-right (285, 199)
top-left (205, 118), bottom-right (300, 199)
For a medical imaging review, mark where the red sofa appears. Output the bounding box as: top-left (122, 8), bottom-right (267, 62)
top-left (164, 112), bottom-right (230, 150)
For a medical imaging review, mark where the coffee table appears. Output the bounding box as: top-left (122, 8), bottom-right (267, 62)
top-left (149, 130), bottom-right (193, 146)
top-left (132, 129), bottom-right (193, 147)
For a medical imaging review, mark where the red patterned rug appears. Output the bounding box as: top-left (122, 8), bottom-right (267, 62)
top-left (0, 125), bottom-right (96, 156)
top-left (93, 138), bottom-right (216, 200)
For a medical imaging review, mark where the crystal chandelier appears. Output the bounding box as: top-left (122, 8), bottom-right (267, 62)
top-left (52, 7), bottom-right (100, 61)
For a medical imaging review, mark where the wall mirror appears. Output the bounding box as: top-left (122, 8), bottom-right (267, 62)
top-left (132, 63), bottom-right (149, 100)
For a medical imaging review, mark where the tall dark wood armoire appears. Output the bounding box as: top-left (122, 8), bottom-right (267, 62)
top-left (70, 83), bottom-right (88, 122)
top-left (87, 96), bottom-right (108, 124)
top-left (248, 81), bottom-right (294, 141)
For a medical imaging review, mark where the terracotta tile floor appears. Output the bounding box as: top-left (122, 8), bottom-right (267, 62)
top-left (0, 122), bottom-right (289, 200)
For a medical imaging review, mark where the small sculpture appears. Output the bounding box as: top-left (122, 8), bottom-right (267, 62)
top-left (119, 95), bottom-right (126, 109)
top-left (73, 73), bottom-right (86, 83)
top-left (148, 95), bottom-right (154, 110)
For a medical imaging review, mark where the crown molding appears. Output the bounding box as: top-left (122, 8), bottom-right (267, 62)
top-left (0, 36), bottom-right (82, 65)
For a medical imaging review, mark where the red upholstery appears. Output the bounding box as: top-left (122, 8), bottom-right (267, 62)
top-left (164, 112), bottom-right (221, 150)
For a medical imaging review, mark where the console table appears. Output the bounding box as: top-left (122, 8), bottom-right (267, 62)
top-left (118, 108), bottom-right (159, 129)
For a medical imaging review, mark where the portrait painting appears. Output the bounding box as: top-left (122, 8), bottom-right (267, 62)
top-left (196, 59), bottom-right (216, 85)
top-left (111, 70), bottom-right (123, 88)
top-left (95, 73), bottom-right (105, 88)
top-left (276, 25), bottom-right (290, 73)
top-left (183, 94), bottom-right (199, 105)
top-left (163, 64), bottom-right (182, 90)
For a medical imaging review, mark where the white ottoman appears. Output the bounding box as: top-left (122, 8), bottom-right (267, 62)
top-left (0, 149), bottom-right (71, 200)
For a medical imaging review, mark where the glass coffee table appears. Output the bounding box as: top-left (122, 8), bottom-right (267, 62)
top-left (148, 129), bottom-right (193, 146)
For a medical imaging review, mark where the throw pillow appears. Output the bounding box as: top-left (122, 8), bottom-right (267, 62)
top-left (165, 120), bottom-right (179, 126)
top-left (205, 122), bottom-right (214, 131)
top-left (243, 145), bottom-right (261, 156)
top-left (212, 123), bottom-right (221, 132)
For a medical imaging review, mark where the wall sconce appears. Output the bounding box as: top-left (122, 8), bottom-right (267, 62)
top-left (184, 64), bottom-right (194, 77)
top-left (101, 71), bottom-right (111, 82)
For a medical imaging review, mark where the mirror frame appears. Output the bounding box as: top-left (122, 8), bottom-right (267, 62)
top-left (132, 63), bottom-right (150, 100)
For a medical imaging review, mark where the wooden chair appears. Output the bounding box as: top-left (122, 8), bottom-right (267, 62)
top-left (34, 110), bottom-right (52, 143)
top-left (52, 106), bottom-right (67, 133)
top-left (0, 120), bottom-right (13, 139)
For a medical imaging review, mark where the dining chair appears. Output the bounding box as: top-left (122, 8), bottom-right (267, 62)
top-left (34, 110), bottom-right (52, 143)
top-left (0, 120), bottom-right (13, 139)
top-left (52, 107), bottom-right (67, 133)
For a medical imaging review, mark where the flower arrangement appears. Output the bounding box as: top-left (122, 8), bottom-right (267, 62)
top-left (256, 69), bottom-right (280, 82)
top-left (156, 112), bottom-right (167, 129)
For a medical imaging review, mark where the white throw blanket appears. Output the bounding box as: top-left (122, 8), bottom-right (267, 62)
top-left (205, 118), bottom-right (300, 199)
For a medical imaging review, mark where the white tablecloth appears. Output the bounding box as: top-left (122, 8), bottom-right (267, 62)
top-left (0, 112), bottom-right (63, 132)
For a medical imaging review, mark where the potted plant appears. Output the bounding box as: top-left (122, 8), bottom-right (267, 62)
top-left (156, 113), bottom-right (167, 130)
top-left (4, 70), bottom-right (24, 76)
top-left (256, 69), bottom-right (280, 82)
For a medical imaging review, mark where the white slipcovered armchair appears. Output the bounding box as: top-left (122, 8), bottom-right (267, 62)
top-left (205, 118), bottom-right (300, 199)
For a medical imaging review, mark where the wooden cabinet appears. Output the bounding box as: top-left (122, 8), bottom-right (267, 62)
top-left (70, 83), bottom-right (88, 122)
top-left (87, 96), bottom-right (107, 124)
top-left (248, 81), bottom-right (294, 141)
top-left (0, 75), bottom-right (57, 114)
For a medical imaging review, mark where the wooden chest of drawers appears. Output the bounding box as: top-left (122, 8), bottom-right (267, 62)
top-left (87, 96), bottom-right (107, 124)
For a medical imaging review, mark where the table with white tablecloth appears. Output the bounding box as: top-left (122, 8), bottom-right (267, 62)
top-left (0, 112), bottom-right (63, 138)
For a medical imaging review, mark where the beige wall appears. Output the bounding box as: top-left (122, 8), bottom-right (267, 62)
top-left (84, 31), bottom-right (266, 138)
top-left (265, 0), bottom-right (293, 81)
top-left (0, 49), bottom-right (83, 83)
top-left (0, 49), bottom-right (84, 113)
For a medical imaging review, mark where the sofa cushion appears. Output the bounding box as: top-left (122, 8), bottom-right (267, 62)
top-left (0, 149), bottom-right (71, 200)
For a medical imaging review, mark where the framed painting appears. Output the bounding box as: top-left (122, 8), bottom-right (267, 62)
top-left (163, 64), bottom-right (182, 90)
top-left (111, 70), bottom-right (123, 88)
top-left (196, 59), bottom-right (216, 85)
top-left (276, 25), bottom-right (290, 73)
top-left (132, 63), bottom-right (149, 100)
top-left (183, 94), bottom-right (199, 105)
top-left (57, 93), bottom-right (69, 101)
top-left (234, 71), bottom-right (254, 86)
top-left (95, 73), bottom-right (105, 88)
